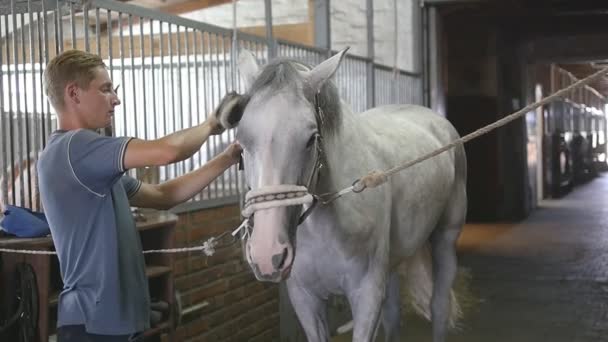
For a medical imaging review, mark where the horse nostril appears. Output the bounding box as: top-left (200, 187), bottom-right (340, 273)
top-left (272, 248), bottom-right (289, 270)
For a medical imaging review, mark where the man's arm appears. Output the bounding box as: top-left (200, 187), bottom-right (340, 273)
top-left (128, 142), bottom-right (242, 210)
top-left (123, 118), bottom-right (220, 170)
top-left (123, 92), bottom-right (244, 170)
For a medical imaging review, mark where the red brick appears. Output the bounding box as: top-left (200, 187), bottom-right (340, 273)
top-left (187, 218), bottom-right (242, 242)
top-left (186, 279), bottom-right (230, 304)
top-left (175, 261), bottom-right (241, 292)
top-left (227, 271), bottom-right (256, 289)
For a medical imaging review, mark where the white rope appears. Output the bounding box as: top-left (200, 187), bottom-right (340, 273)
top-left (0, 219), bottom-right (250, 257)
top-left (0, 244), bottom-right (214, 256)
top-left (0, 248), bottom-right (57, 255)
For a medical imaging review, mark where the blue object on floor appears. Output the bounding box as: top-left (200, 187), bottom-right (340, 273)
top-left (1, 205), bottom-right (50, 238)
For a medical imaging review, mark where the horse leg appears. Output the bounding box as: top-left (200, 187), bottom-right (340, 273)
top-left (430, 167), bottom-right (466, 342)
top-left (286, 278), bottom-right (330, 342)
top-left (430, 227), bottom-right (459, 342)
top-left (347, 275), bottom-right (386, 342)
top-left (380, 271), bottom-right (401, 342)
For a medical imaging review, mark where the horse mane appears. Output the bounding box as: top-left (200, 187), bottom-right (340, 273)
top-left (246, 58), bottom-right (343, 138)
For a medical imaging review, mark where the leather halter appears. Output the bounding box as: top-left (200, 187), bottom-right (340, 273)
top-left (240, 92), bottom-right (326, 225)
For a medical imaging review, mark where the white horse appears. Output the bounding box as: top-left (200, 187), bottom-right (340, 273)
top-left (227, 48), bottom-right (467, 342)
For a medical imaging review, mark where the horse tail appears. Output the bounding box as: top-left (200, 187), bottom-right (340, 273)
top-left (398, 242), bottom-right (464, 329)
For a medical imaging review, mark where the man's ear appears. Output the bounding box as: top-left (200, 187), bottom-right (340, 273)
top-left (66, 82), bottom-right (80, 105)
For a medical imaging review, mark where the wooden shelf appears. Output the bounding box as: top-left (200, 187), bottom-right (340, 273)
top-left (143, 321), bottom-right (171, 338)
top-left (145, 265), bottom-right (172, 278)
top-left (49, 292), bottom-right (59, 307)
top-left (0, 235), bottom-right (54, 249)
top-left (135, 210), bottom-right (179, 232)
top-left (0, 209), bottom-right (178, 342)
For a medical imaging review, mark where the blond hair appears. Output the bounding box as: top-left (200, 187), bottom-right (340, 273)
top-left (44, 49), bottom-right (106, 110)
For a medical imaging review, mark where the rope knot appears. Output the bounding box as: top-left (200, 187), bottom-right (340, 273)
top-left (352, 170), bottom-right (388, 193)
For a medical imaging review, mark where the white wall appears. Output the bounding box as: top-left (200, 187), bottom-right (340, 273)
top-left (330, 0), bottom-right (417, 72)
top-left (180, 0), bottom-right (418, 72)
top-left (180, 0), bottom-right (309, 28)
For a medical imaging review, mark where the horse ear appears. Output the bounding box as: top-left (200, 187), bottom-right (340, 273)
top-left (306, 47), bottom-right (349, 93)
top-left (238, 49), bottom-right (260, 89)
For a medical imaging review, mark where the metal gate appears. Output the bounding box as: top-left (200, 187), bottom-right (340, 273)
top-left (0, 0), bottom-right (422, 215)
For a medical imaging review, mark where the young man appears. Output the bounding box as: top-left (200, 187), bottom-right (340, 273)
top-left (38, 49), bottom-right (243, 342)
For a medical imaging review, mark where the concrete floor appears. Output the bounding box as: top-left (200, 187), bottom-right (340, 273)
top-left (334, 173), bottom-right (608, 342)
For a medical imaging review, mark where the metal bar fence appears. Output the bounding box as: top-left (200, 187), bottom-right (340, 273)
top-left (0, 0), bottom-right (423, 214)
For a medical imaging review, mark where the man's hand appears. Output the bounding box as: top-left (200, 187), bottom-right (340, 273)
top-left (205, 116), bottom-right (225, 135)
top-left (220, 141), bottom-right (243, 166)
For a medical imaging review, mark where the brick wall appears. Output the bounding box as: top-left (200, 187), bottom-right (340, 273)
top-left (172, 204), bottom-right (280, 342)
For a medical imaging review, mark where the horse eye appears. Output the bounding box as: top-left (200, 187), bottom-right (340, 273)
top-left (306, 134), bottom-right (317, 149)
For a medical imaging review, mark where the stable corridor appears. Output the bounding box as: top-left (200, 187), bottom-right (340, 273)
top-left (337, 173), bottom-right (608, 342)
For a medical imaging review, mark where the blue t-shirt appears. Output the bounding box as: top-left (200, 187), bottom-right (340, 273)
top-left (37, 129), bottom-right (150, 335)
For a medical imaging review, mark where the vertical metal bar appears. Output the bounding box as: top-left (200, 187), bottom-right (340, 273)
top-left (70, 0), bottom-right (75, 49)
top-left (119, 12), bottom-right (127, 137)
top-left (362, 61), bottom-right (366, 110)
top-left (19, 10), bottom-right (31, 208)
top-left (193, 29), bottom-right (201, 199)
top-left (11, 0), bottom-right (23, 206)
top-left (203, 31), bottom-right (212, 200)
top-left (140, 17), bottom-right (147, 140)
top-left (83, 1), bottom-right (90, 51)
top-left (264, 0), bottom-right (276, 59)
top-left (185, 27), bottom-right (193, 173)
top-left (235, 40), bottom-right (243, 198)
top-left (160, 22), bottom-right (168, 181)
top-left (366, 0), bottom-right (375, 109)
top-left (149, 20), bottom-right (156, 140)
top-left (168, 23), bottom-right (177, 179)
top-left (96, 8), bottom-right (101, 56)
top-left (176, 25), bottom-right (185, 176)
top-left (211, 33), bottom-right (219, 198)
top-left (231, 0), bottom-right (237, 88)
top-left (56, 0), bottom-right (63, 53)
top-left (314, 0), bottom-right (331, 57)
top-left (28, 0), bottom-right (38, 208)
top-left (0, 14), bottom-right (7, 207)
top-left (128, 14), bottom-right (137, 139)
top-left (349, 59), bottom-right (354, 109)
top-left (229, 35), bottom-right (238, 195)
top-left (221, 35), bottom-right (229, 195)
top-left (28, 0), bottom-right (38, 158)
top-left (420, 5), bottom-right (429, 107)
top-left (107, 10), bottom-right (115, 133)
top-left (41, 0), bottom-right (50, 145)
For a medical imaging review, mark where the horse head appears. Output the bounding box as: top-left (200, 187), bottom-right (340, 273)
top-left (223, 48), bottom-right (348, 282)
